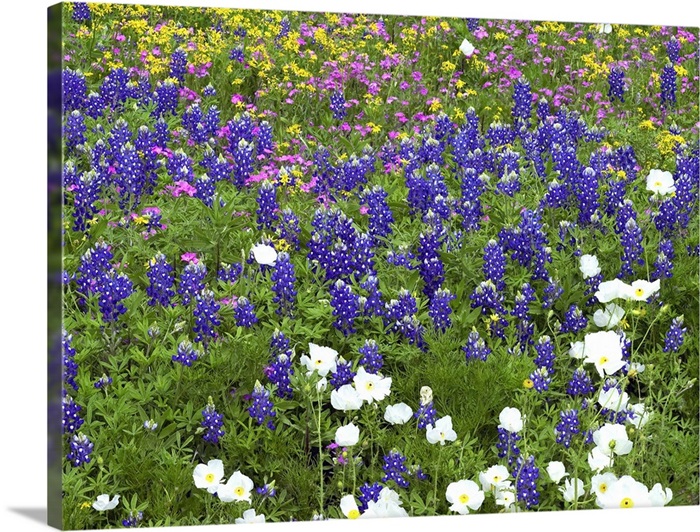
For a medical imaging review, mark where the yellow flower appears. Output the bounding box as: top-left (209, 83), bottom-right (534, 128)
top-left (523, 379), bottom-right (534, 389)
top-left (639, 120), bottom-right (655, 131)
top-left (286, 124), bottom-right (302, 136)
top-left (429, 100), bottom-right (442, 112)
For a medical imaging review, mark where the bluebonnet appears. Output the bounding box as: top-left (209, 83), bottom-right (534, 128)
top-left (482, 239), bottom-right (506, 291)
top-left (414, 401), bottom-right (437, 429)
top-left (567, 367), bottom-right (595, 397)
top-left (529, 367), bottom-right (551, 393)
top-left (329, 90), bottom-right (346, 120)
top-left (83, 91), bottom-right (105, 119)
top-left (266, 330), bottom-right (294, 399)
top-left (358, 339), bottom-right (383, 374)
top-left (232, 138), bottom-right (254, 188)
top-left (607, 67), bottom-right (625, 102)
top-left (496, 427), bottom-right (521, 466)
top-left (275, 15), bottom-right (291, 45)
top-left (666, 37), bottom-right (681, 64)
top-left (576, 167), bottom-right (600, 225)
top-left (429, 288), bottom-right (455, 332)
top-left (330, 359), bottom-right (356, 390)
top-left (229, 45), bottom-right (245, 63)
top-left (63, 330), bottom-right (79, 392)
top-left (71, 3), bottom-right (91, 23)
top-left (97, 271), bottom-right (133, 322)
top-left (146, 253), bottom-right (175, 307)
top-left (466, 18), bottom-right (479, 32)
top-left (663, 316), bottom-right (686, 352)
top-left (463, 328), bottom-right (491, 362)
top-left (382, 451), bottom-right (410, 488)
top-left (660, 64), bottom-right (677, 107)
top-left (218, 262), bottom-right (243, 284)
top-left (172, 340), bottom-right (200, 367)
top-left (193, 289), bottom-right (221, 347)
top-left (470, 280), bottom-right (507, 316)
top-left (70, 170), bottom-right (100, 233)
top-left (256, 121), bottom-right (274, 158)
top-left (201, 398), bottom-right (225, 445)
top-left (248, 381), bottom-right (277, 430)
top-left (93, 374), bottom-right (112, 389)
top-left (202, 84), bottom-right (217, 97)
top-left (542, 277), bottom-right (563, 309)
top-left (555, 409), bottom-right (580, 448)
top-left (257, 180), bottom-right (279, 230)
top-left (560, 305), bottom-right (588, 334)
top-left (277, 208), bottom-right (301, 251)
top-left (169, 48), bottom-right (188, 84)
top-left (358, 482), bottom-right (383, 512)
top-left (67, 433), bottom-right (94, 467)
top-left (513, 455), bottom-right (540, 509)
top-left (620, 218), bottom-right (644, 278)
top-left (533, 336), bottom-right (556, 373)
top-left (178, 262), bottom-right (206, 305)
top-left (122, 512), bottom-right (144, 528)
top-left (653, 239), bottom-right (674, 280)
top-left (330, 280), bottom-right (359, 336)
top-left (62, 396), bottom-right (84, 434)
top-left (271, 252), bottom-right (297, 317)
top-left (235, 297), bottom-right (258, 327)
top-left (256, 484), bottom-right (277, 498)
top-left (364, 185), bottom-right (394, 242)
top-left (512, 77), bottom-right (532, 125)
top-left (360, 276), bottom-right (384, 320)
top-left (152, 81), bottom-right (179, 118)
top-left (64, 110), bottom-right (86, 152)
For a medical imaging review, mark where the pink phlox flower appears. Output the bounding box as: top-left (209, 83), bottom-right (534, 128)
top-left (181, 252), bottom-right (199, 264)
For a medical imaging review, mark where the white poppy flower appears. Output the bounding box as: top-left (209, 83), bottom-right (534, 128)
top-left (193, 459), bottom-right (225, 494)
top-left (360, 488), bottom-right (408, 518)
top-left (426, 415), bottom-right (457, 445)
top-left (628, 279), bottom-right (660, 301)
top-left (646, 169), bottom-right (675, 196)
top-left (300, 343), bottom-right (338, 377)
top-left (459, 38), bottom-right (475, 57)
top-left (597, 23), bottom-right (613, 34)
top-left (588, 446), bottom-right (612, 472)
top-left (419, 386), bottom-right (433, 405)
top-left (596, 475), bottom-right (651, 509)
top-left (494, 483), bottom-right (516, 510)
top-left (595, 278), bottom-right (633, 303)
top-left (583, 331), bottom-right (625, 378)
top-left (498, 407), bottom-right (523, 433)
top-left (627, 362), bottom-right (645, 377)
top-left (353, 367), bottom-right (392, 403)
top-left (384, 403), bottom-right (413, 425)
top-left (593, 423), bottom-right (633, 457)
top-left (316, 377), bottom-right (328, 392)
top-left (591, 472), bottom-right (618, 505)
top-left (217, 471), bottom-right (254, 503)
top-left (92, 494), bottom-right (120, 511)
top-left (568, 341), bottom-right (585, 360)
top-left (560, 478), bottom-right (585, 502)
top-left (649, 483), bottom-right (673, 506)
top-left (340, 494), bottom-right (361, 519)
top-left (335, 422), bottom-right (360, 446)
top-left (330, 384), bottom-right (363, 411)
top-left (235, 509), bottom-right (266, 524)
top-left (546, 461), bottom-right (568, 484)
top-left (445, 479), bottom-right (485, 514)
top-left (251, 243), bottom-right (277, 265)
top-left (598, 387), bottom-right (630, 413)
top-left (628, 403), bottom-right (651, 429)
top-left (579, 254), bottom-right (601, 279)
top-left (479, 465), bottom-right (510, 492)
top-left (593, 303), bottom-right (625, 329)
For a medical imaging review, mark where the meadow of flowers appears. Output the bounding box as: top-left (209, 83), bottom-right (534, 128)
top-left (56, 1), bottom-right (699, 529)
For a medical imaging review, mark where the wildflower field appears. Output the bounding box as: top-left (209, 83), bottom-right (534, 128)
top-left (55, 1), bottom-right (699, 528)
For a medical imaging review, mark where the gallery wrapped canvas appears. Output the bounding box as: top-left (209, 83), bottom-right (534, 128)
top-left (48, 1), bottom-right (698, 529)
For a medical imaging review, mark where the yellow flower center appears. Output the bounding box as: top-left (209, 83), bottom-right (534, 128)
top-left (620, 497), bottom-right (634, 508)
top-left (599, 356), bottom-right (609, 365)
top-left (366, 382), bottom-right (374, 390)
top-left (348, 509), bottom-right (360, 519)
top-left (315, 359), bottom-right (323, 366)
top-left (599, 483), bottom-right (608, 493)
top-left (459, 494), bottom-right (470, 504)
top-left (205, 473), bottom-right (215, 483)
top-left (493, 476), bottom-right (501, 484)
top-left (635, 288), bottom-right (644, 297)
top-left (654, 181), bottom-right (662, 188)
top-left (234, 487), bottom-right (245, 497)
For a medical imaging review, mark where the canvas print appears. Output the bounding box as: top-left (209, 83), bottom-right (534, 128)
top-left (51, 1), bottom-right (699, 529)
